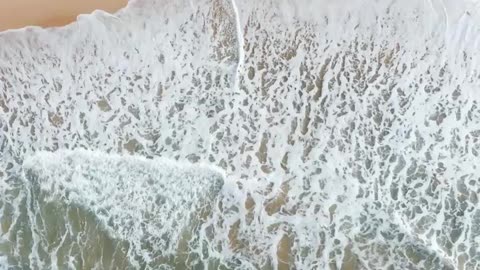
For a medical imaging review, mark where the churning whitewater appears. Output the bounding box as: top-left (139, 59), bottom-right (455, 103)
top-left (2, 0), bottom-right (480, 269)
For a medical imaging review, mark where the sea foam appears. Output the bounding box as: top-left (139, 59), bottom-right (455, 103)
top-left (1, 0), bottom-right (480, 269)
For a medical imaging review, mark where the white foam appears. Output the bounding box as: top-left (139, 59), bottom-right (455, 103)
top-left (2, 0), bottom-right (480, 269)
top-left (22, 149), bottom-right (225, 268)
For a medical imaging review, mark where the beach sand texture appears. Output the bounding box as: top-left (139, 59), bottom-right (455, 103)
top-left (0, 0), bottom-right (127, 31)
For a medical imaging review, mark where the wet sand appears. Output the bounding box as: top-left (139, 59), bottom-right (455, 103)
top-left (0, 0), bottom-right (128, 31)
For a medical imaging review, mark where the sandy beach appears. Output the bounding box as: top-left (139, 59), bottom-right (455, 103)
top-left (0, 0), bottom-right (127, 31)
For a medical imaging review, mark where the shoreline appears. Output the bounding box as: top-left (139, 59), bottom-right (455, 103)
top-left (0, 0), bottom-right (127, 31)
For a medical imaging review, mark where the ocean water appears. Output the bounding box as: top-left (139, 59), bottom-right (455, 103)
top-left (18, 150), bottom-right (225, 269)
top-left (2, 0), bottom-right (480, 269)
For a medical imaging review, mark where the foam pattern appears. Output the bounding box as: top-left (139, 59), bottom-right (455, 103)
top-left (2, 0), bottom-right (480, 269)
top-left (21, 150), bottom-right (224, 269)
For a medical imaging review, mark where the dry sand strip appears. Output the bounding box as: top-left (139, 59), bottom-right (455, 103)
top-left (0, 0), bottom-right (128, 31)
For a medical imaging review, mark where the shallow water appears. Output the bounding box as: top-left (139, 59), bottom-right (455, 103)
top-left (12, 150), bottom-right (224, 269)
top-left (2, 0), bottom-right (480, 269)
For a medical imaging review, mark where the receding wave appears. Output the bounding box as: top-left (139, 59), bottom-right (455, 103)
top-left (2, 0), bottom-right (480, 269)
